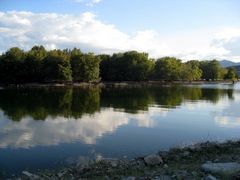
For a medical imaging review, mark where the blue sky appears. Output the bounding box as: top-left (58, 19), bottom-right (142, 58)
top-left (0, 0), bottom-right (240, 61)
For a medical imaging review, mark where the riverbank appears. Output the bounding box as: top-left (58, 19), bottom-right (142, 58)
top-left (0, 80), bottom-right (238, 89)
top-left (15, 140), bottom-right (240, 180)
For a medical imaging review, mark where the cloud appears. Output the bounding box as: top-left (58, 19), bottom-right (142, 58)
top-left (72, 0), bottom-right (102, 6)
top-left (0, 11), bottom-right (240, 61)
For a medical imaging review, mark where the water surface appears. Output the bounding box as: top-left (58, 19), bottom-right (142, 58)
top-left (0, 83), bottom-right (240, 176)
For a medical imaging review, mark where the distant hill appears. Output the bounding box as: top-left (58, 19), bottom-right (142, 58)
top-left (219, 60), bottom-right (240, 67)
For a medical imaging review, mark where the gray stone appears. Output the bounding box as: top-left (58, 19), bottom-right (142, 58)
top-left (204, 174), bottom-right (218, 180)
top-left (154, 175), bottom-right (172, 180)
top-left (191, 171), bottom-right (197, 176)
top-left (76, 156), bottom-right (91, 167)
top-left (110, 161), bottom-right (118, 167)
top-left (144, 154), bottom-right (163, 166)
top-left (202, 162), bottom-right (240, 174)
top-left (95, 154), bottom-right (103, 162)
top-left (163, 164), bottom-right (168, 168)
top-left (122, 176), bottom-right (136, 180)
top-left (183, 151), bottom-right (190, 157)
top-left (158, 151), bottom-right (168, 159)
top-left (22, 171), bottom-right (33, 177)
top-left (22, 171), bottom-right (40, 179)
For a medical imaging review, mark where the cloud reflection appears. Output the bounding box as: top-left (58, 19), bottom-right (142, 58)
top-left (0, 108), bottom-right (161, 149)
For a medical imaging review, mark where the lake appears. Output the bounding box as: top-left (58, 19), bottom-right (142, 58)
top-left (0, 83), bottom-right (240, 177)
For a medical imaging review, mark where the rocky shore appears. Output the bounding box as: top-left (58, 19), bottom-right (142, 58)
top-left (14, 140), bottom-right (240, 180)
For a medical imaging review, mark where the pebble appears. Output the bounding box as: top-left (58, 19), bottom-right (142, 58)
top-left (202, 162), bottom-right (240, 175)
top-left (204, 174), bottom-right (218, 180)
top-left (144, 154), bottom-right (163, 166)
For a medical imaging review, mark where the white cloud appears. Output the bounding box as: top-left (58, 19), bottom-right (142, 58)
top-left (0, 11), bottom-right (240, 61)
top-left (72, 0), bottom-right (102, 6)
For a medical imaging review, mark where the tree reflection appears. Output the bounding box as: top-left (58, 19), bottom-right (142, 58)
top-left (0, 87), bottom-right (100, 121)
top-left (0, 85), bottom-right (234, 121)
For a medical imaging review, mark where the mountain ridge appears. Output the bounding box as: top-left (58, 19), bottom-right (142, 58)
top-left (219, 60), bottom-right (240, 67)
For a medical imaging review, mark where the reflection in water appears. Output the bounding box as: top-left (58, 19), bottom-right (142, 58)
top-left (0, 109), bottom-right (128, 148)
top-left (0, 88), bottom-right (100, 121)
top-left (0, 85), bottom-right (237, 149)
top-left (0, 85), bottom-right (233, 121)
top-left (213, 93), bottom-right (240, 127)
top-left (0, 84), bottom-right (240, 176)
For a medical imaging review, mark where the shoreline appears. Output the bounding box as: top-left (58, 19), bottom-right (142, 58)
top-left (0, 80), bottom-right (238, 89)
top-left (15, 140), bottom-right (240, 180)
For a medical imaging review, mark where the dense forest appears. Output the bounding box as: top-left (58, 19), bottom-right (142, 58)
top-left (0, 46), bottom-right (238, 84)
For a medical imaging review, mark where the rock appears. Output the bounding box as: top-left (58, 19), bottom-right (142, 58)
top-left (202, 162), bottom-right (240, 175)
top-left (110, 161), bottom-right (118, 167)
top-left (144, 154), bottom-right (163, 166)
top-left (191, 171), bottom-right (197, 176)
top-left (158, 151), bottom-right (168, 159)
top-left (204, 174), bottom-right (218, 180)
top-left (76, 156), bottom-right (91, 167)
top-left (163, 164), bottom-right (168, 168)
top-left (154, 175), bottom-right (171, 180)
top-left (183, 151), bottom-right (190, 157)
top-left (104, 175), bottom-right (111, 180)
top-left (95, 154), bottom-right (103, 162)
top-left (122, 176), bottom-right (136, 180)
top-left (22, 171), bottom-right (40, 179)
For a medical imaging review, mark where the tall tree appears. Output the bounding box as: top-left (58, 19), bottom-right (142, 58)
top-left (71, 53), bottom-right (100, 82)
top-left (154, 57), bottom-right (182, 80)
top-left (224, 67), bottom-right (238, 80)
top-left (181, 61), bottom-right (202, 81)
top-left (0, 47), bottom-right (26, 83)
top-left (43, 49), bottom-right (72, 82)
top-left (200, 60), bottom-right (224, 80)
top-left (24, 45), bottom-right (47, 82)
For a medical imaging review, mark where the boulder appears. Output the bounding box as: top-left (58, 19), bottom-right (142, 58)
top-left (22, 171), bottom-right (40, 179)
top-left (204, 174), bottom-right (218, 180)
top-left (144, 154), bottom-right (163, 166)
top-left (202, 162), bottom-right (240, 175)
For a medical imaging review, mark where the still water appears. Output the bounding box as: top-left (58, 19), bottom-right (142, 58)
top-left (0, 83), bottom-right (240, 176)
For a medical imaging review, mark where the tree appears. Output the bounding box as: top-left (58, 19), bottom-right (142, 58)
top-left (71, 53), bottom-right (100, 82)
top-left (0, 47), bottom-right (26, 83)
top-left (200, 60), bottom-right (224, 80)
top-left (154, 57), bottom-right (182, 80)
top-left (224, 67), bottom-right (237, 80)
top-left (43, 49), bottom-right (72, 82)
top-left (99, 54), bottom-right (111, 81)
top-left (181, 61), bottom-right (202, 81)
top-left (24, 45), bottom-right (47, 82)
top-left (103, 51), bottom-right (154, 81)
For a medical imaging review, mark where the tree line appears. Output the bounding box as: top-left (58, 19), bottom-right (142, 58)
top-left (0, 46), bottom-right (238, 84)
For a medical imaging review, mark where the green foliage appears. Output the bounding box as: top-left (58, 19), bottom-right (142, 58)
top-left (99, 54), bottom-right (111, 81)
top-left (224, 67), bottom-right (238, 80)
top-left (71, 52), bottom-right (100, 82)
top-left (43, 49), bottom-right (72, 81)
top-left (181, 61), bottom-right (202, 81)
top-left (154, 57), bottom-right (182, 80)
top-left (25, 45), bottom-right (47, 82)
top-left (200, 60), bottom-right (224, 80)
top-left (100, 51), bottom-right (154, 81)
top-left (0, 46), bottom-right (235, 84)
top-left (0, 47), bottom-right (26, 83)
